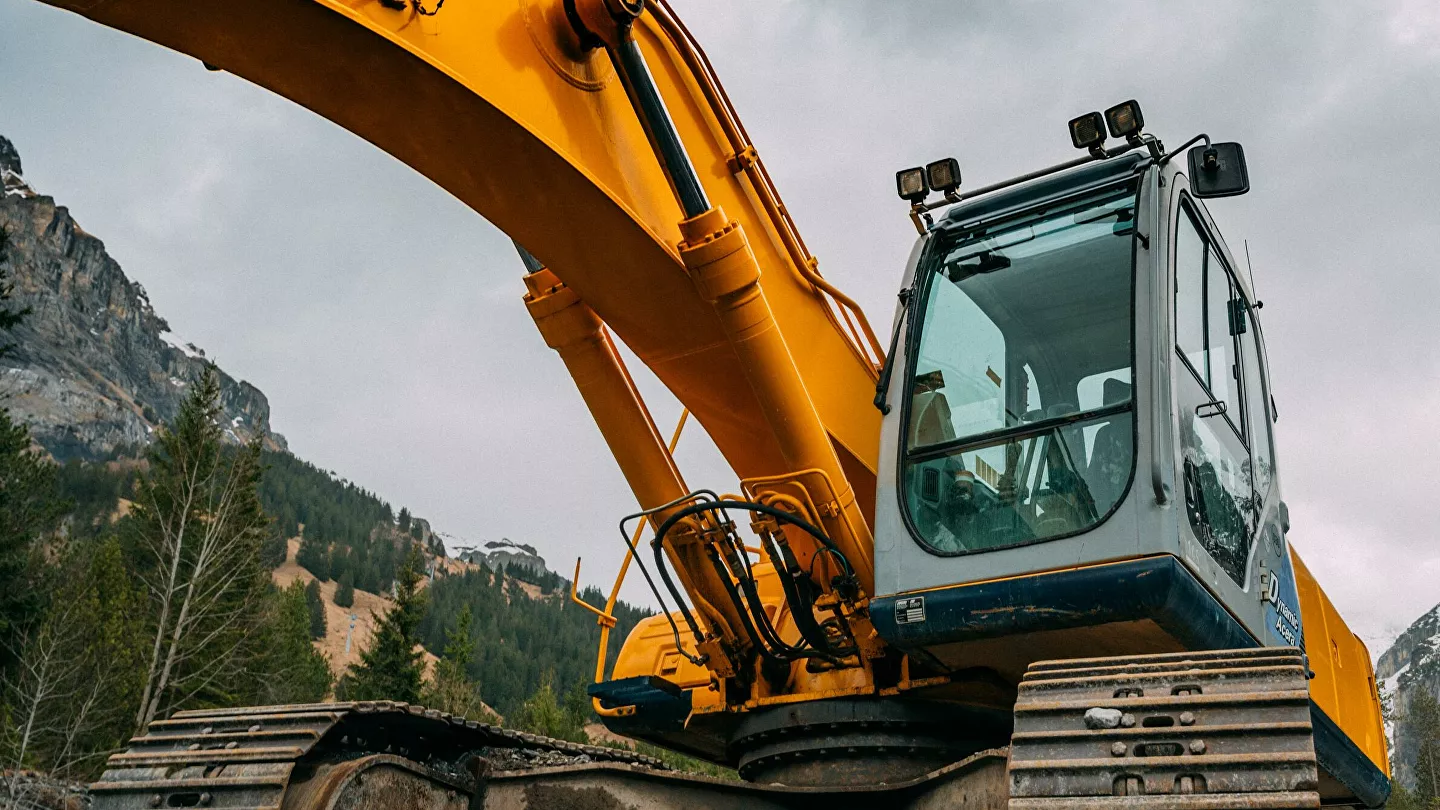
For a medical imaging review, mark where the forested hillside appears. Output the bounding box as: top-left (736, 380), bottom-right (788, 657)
top-left (259, 450), bottom-right (445, 594)
top-left (420, 570), bottom-right (650, 718)
top-left (0, 138), bottom-right (713, 795)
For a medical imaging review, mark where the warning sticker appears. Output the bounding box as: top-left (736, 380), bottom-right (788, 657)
top-left (895, 596), bottom-right (926, 625)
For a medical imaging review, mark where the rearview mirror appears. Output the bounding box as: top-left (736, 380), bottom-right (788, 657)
top-left (1188, 142), bottom-right (1249, 198)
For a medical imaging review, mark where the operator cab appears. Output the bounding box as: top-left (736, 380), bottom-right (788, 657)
top-left (872, 103), bottom-right (1300, 682)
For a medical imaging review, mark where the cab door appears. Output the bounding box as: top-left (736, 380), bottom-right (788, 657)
top-left (1170, 192), bottom-right (1299, 648)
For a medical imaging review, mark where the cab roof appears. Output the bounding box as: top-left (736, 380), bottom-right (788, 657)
top-left (940, 151), bottom-right (1147, 231)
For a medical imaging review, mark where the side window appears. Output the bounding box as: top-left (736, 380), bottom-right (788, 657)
top-left (1175, 217), bottom-right (1206, 374)
top-left (1204, 247), bottom-right (1236, 419)
top-left (1174, 204), bottom-right (1255, 586)
top-left (1239, 308), bottom-right (1275, 497)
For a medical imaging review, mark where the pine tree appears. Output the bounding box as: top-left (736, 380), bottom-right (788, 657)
top-left (0, 538), bottom-right (147, 783)
top-left (397, 508), bottom-right (411, 533)
top-left (259, 528), bottom-right (287, 569)
top-left (0, 410), bottom-right (64, 668)
top-left (248, 582), bottom-right (332, 705)
top-left (304, 579), bottom-right (327, 640)
top-left (514, 675), bottom-right (588, 743)
top-left (334, 570), bottom-right (355, 609)
top-left (127, 368), bottom-right (272, 729)
top-left (1411, 689), bottom-right (1440, 807)
top-left (419, 604), bottom-right (493, 721)
top-left (339, 543), bottom-right (427, 701)
top-left (296, 533), bottom-right (330, 581)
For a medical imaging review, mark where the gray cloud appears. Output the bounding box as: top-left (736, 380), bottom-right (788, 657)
top-left (2, 0), bottom-right (1437, 650)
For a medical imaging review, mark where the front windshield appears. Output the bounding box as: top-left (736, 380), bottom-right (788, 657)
top-left (902, 182), bottom-right (1137, 554)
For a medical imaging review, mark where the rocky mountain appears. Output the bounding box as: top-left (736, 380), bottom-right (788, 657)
top-left (1377, 602), bottom-right (1440, 789)
top-left (0, 133), bottom-right (284, 460)
top-left (455, 538), bottom-right (549, 577)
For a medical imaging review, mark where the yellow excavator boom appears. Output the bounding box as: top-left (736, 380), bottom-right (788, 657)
top-left (40, 0), bottom-right (883, 520)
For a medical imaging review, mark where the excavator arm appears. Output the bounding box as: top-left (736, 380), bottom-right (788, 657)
top-left (36, 0), bottom-right (894, 671)
top-left (35, 0), bottom-right (882, 487)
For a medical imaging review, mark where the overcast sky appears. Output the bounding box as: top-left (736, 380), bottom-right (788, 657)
top-left (2, 1), bottom-right (1438, 654)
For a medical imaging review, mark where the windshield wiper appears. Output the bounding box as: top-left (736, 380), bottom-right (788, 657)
top-left (873, 287), bottom-right (913, 415)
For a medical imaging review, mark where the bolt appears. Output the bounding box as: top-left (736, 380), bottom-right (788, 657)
top-left (1190, 740), bottom-right (1207, 754)
top-left (248, 724), bottom-right (261, 733)
top-left (149, 796), bottom-right (161, 808)
top-left (199, 794), bottom-right (212, 807)
top-left (187, 743), bottom-right (200, 751)
top-left (1111, 742), bottom-right (1127, 757)
top-left (224, 741), bottom-right (238, 750)
top-left (1179, 711), bottom-right (1196, 726)
top-left (1120, 713), bottom-right (1137, 728)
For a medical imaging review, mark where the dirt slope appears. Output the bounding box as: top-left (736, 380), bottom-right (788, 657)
top-left (272, 538), bottom-right (438, 679)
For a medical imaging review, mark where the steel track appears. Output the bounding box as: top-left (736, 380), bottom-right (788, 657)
top-left (1009, 647), bottom-right (1321, 809)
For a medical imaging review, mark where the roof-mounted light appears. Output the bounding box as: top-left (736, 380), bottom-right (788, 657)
top-left (1105, 100), bottom-right (1145, 140)
top-left (896, 167), bottom-right (929, 204)
top-left (925, 158), bottom-right (962, 197)
top-left (1069, 112), bottom-right (1107, 156)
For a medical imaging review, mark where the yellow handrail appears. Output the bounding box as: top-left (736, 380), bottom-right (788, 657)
top-left (570, 409), bottom-right (690, 715)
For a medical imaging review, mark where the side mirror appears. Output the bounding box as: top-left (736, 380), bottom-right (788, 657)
top-left (1187, 142), bottom-right (1250, 198)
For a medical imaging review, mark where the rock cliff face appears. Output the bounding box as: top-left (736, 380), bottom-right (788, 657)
top-left (0, 134), bottom-right (285, 460)
top-left (1377, 602), bottom-right (1440, 789)
top-left (455, 539), bottom-right (549, 577)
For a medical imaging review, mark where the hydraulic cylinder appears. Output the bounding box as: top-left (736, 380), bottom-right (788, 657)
top-left (522, 267), bottom-right (746, 665)
top-left (679, 207), bottom-right (876, 594)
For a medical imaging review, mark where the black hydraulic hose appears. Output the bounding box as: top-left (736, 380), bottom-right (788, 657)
top-left (650, 534), bottom-right (703, 644)
top-left (759, 532), bottom-right (825, 648)
top-left (715, 526), bottom-right (813, 658)
top-left (757, 531), bottom-right (857, 657)
top-left (651, 500), bottom-right (854, 577)
top-left (615, 517), bottom-right (704, 666)
top-left (650, 500), bottom-right (858, 660)
top-left (721, 539), bottom-right (812, 660)
top-left (702, 544), bottom-right (793, 661)
top-left (778, 562), bottom-right (855, 658)
top-left (617, 490), bottom-right (723, 666)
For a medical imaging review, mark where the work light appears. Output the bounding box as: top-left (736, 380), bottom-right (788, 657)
top-left (1105, 100), bottom-right (1145, 139)
top-left (896, 167), bottom-right (929, 203)
top-left (1069, 112), bottom-right (1107, 151)
top-left (925, 158), bottom-right (961, 196)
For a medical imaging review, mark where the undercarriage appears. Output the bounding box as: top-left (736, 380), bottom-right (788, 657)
top-left (90, 649), bottom-right (1340, 810)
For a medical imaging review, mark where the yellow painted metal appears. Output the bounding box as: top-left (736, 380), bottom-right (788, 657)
top-left (1290, 549), bottom-right (1390, 776)
top-left (679, 206), bottom-right (875, 592)
top-left (523, 267), bottom-right (747, 665)
top-left (32, 0), bottom-right (882, 514)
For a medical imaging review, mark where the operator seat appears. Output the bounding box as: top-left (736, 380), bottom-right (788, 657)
top-left (1085, 378), bottom-right (1133, 511)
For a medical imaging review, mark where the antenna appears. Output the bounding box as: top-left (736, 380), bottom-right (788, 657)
top-left (1243, 240), bottom-right (1262, 308)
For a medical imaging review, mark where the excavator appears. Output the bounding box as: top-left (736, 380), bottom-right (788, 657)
top-left (26, 0), bottom-right (1391, 807)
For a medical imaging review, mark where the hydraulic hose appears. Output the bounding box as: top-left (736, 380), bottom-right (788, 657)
top-left (649, 499), bottom-right (859, 662)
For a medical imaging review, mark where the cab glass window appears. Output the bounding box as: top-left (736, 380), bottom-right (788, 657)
top-left (901, 183), bottom-right (1137, 555)
top-left (1240, 306), bottom-right (1275, 497)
